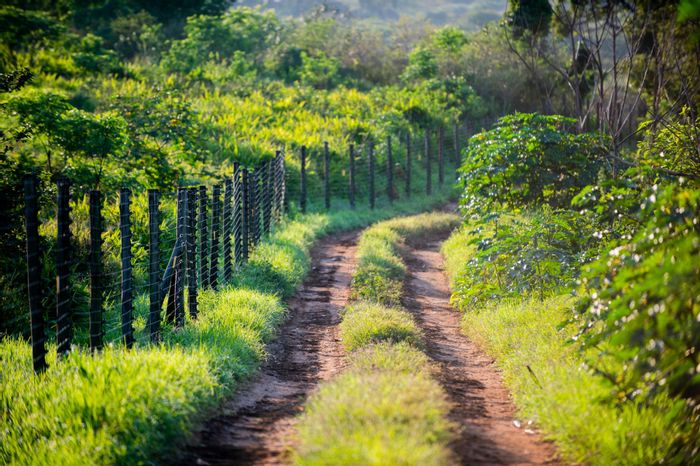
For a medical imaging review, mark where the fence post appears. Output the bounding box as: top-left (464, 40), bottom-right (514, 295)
top-left (23, 175), bottom-right (47, 372)
top-left (263, 159), bottom-right (272, 234)
top-left (223, 178), bottom-right (233, 283)
top-left (368, 141), bottom-right (375, 209)
top-left (349, 144), bottom-right (356, 209)
top-left (186, 188), bottom-right (198, 319)
top-left (324, 141), bottom-right (331, 210)
top-left (147, 189), bottom-right (160, 343)
top-left (89, 190), bottom-right (103, 351)
top-left (300, 145), bottom-right (307, 213)
top-left (233, 163), bottom-right (243, 266)
top-left (438, 126), bottom-right (445, 186)
top-left (119, 188), bottom-right (134, 347)
top-left (242, 169), bottom-right (249, 262)
top-left (405, 132), bottom-right (411, 198)
top-left (249, 167), bottom-right (257, 246)
top-left (424, 130), bottom-right (432, 195)
top-left (253, 167), bottom-right (261, 245)
top-left (56, 177), bottom-right (72, 357)
top-left (210, 184), bottom-right (221, 290)
top-left (175, 188), bottom-right (186, 327)
top-left (278, 151), bottom-right (286, 219)
top-left (387, 135), bottom-right (394, 203)
top-left (198, 186), bottom-right (208, 288)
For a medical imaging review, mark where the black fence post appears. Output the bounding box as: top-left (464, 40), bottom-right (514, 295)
top-left (119, 188), bottom-right (134, 348)
top-left (242, 169), bottom-right (249, 262)
top-left (56, 178), bottom-right (72, 357)
top-left (368, 140), bottom-right (375, 209)
top-left (248, 168), bottom-right (256, 247)
top-left (300, 145), bottom-right (307, 213)
top-left (277, 151), bottom-right (286, 220)
top-left (425, 130), bottom-right (432, 195)
top-left (405, 132), bottom-right (411, 198)
top-left (147, 189), bottom-right (160, 343)
top-left (349, 144), bottom-right (356, 209)
top-left (223, 178), bottom-right (233, 283)
top-left (89, 190), bottom-right (103, 351)
top-left (175, 188), bottom-right (186, 327)
top-left (253, 168), bottom-right (261, 245)
top-left (233, 163), bottom-right (243, 266)
top-left (186, 188), bottom-right (198, 319)
top-left (263, 159), bottom-right (272, 235)
top-left (387, 135), bottom-right (394, 203)
top-left (23, 175), bottom-right (47, 372)
top-left (210, 184), bottom-right (221, 290)
top-left (198, 186), bottom-right (208, 288)
top-left (438, 126), bottom-right (445, 186)
top-left (324, 141), bottom-right (331, 210)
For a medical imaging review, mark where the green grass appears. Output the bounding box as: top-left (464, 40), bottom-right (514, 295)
top-left (442, 225), bottom-right (688, 465)
top-left (293, 211), bottom-right (461, 466)
top-left (340, 301), bottom-right (422, 351)
top-left (0, 188), bottom-right (455, 466)
top-left (352, 212), bottom-right (460, 305)
top-left (292, 343), bottom-right (455, 466)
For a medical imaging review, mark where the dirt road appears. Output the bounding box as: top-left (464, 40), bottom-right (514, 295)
top-left (171, 231), bottom-right (359, 466)
top-left (402, 236), bottom-right (560, 465)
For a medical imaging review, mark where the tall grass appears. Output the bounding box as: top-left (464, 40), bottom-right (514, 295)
top-left (0, 189), bottom-right (454, 466)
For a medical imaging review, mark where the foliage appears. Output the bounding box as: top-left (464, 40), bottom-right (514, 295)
top-left (458, 113), bottom-right (608, 214)
top-left (577, 182), bottom-right (700, 406)
top-left (451, 210), bottom-right (598, 310)
top-left (443, 229), bottom-right (698, 465)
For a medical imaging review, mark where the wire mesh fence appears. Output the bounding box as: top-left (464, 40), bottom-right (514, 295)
top-left (17, 121), bottom-right (485, 373)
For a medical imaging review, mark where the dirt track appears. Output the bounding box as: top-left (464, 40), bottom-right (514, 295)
top-left (402, 235), bottom-right (560, 465)
top-left (171, 230), bottom-right (359, 466)
top-left (171, 223), bottom-right (561, 466)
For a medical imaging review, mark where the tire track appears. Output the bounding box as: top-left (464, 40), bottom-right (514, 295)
top-left (401, 235), bottom-right (561, 465)
top-left (171, 231), bottom-right (359, 466)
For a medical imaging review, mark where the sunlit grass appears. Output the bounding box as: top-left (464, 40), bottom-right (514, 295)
top-left (292, 343), bottom-right (455, 466)
top-left (340, 301), bottom-right (422, 351)
top-left (0, 190), bottom-right (455, 466)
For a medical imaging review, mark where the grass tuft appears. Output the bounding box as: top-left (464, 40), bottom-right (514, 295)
top-left (340, 301), bottom-right (422, 352)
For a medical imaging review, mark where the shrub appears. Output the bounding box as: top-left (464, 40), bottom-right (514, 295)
top-left (459, 113), bottom-right (607, 214)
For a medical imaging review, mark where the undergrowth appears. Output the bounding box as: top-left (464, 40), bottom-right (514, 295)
top-left (442, 221), bottom-right (692, 465)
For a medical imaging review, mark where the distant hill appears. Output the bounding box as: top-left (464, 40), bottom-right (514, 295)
top-left (238, 0), bottom-right (505, 30)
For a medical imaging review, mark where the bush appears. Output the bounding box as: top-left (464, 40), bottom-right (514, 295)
top-left (459, 113), bottom-right (607, 214)
top-left (451, 209), bottom-right (598, 310)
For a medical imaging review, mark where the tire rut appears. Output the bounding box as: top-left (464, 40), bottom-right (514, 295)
top-left (170, 231), bottom-right (359, 466)
top-left (401, 236), bottom-right (561, 466)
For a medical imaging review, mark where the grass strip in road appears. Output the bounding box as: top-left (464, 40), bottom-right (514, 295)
top-left (293, 212), bottom-right (460, 466)
top-left (441, 224), bottom-right (686, 465)
top-left (0, 188), bottom-right (454, 466)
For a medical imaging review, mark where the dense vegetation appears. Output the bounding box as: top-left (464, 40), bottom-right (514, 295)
top-left (443, 0), bottom-right (700, 462)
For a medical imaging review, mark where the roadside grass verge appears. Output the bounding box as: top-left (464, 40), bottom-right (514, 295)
top-left (0, 188), bottom-right (454, 466)
top-left (442, 225), bottom-right (686, 465)
top-left (293, 211), bottom-right (460, 466)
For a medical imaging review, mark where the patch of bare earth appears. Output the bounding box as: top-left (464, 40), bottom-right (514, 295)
top-left (170, 231), bottom-right (359, 466)
top-left (401, 235), bottom-right (562, 466)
